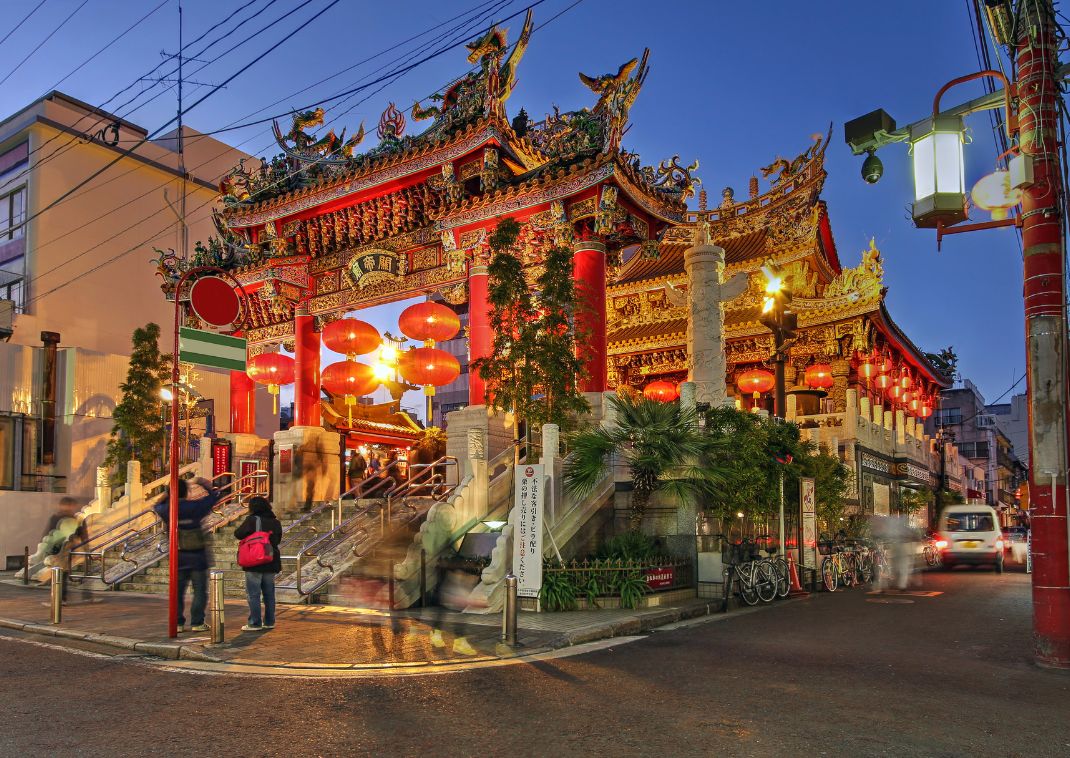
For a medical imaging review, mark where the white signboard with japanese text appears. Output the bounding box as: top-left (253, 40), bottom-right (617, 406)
top-left (512, 464), bottom-right (545, 599)
top-left (800, 477), bottom-right (817, 569)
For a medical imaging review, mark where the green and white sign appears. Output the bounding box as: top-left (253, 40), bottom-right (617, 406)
top-left (178, 327), bottom-right (246, 371)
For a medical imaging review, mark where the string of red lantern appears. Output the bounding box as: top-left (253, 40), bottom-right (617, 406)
top-left (246, 352), bottom-right (295, 413)
top-left (323, 318), bottom-right (381, 357)
top-left (321, 359), bottom-right (379, 426)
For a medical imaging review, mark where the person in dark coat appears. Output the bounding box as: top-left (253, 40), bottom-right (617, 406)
top-left (155, 478), bottom-right (217, 631)
top-left (234, 496), bottom-right (282, 631)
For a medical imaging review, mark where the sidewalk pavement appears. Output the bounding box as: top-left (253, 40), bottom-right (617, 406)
top-left (0, 580), bottom-right (720, 670)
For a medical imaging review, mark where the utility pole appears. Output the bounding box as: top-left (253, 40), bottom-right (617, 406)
top-left (177, 0), bottom-right (187, 262)
top-left (759, 260), bottom-right (796, 419)
top-left (1016, 0), bottom-right (1070, 668)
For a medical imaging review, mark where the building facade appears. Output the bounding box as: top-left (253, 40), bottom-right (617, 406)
top-left (0, 91), bottom-right (269, 565)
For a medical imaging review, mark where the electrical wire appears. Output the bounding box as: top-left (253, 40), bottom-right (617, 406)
top-left (22, 0), bottom-right (585, 308)
top-left (11, 0), bottom-right (341, 243)
top-left (25, 0), bottom-right (512, 279)
top-left (43, 0), bottom-right (169, 93)
top-left (2, 0), bottom-right (288, 192)
top-left (0, 0), bottom-right (49, 52)
top-left (0, 0), bottom-right (89, 87)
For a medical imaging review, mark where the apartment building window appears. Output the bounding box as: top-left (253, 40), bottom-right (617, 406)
top-left (958, 441), bottom-right (990, 459)
top-left (935, 407), bottom-right (962, 426)
top-left (0, 186), bottom-right (26, 240)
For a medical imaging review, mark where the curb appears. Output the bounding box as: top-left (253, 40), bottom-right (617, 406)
top-left (0, 616), bottom-right (222, 662)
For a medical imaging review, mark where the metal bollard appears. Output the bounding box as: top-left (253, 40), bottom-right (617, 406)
top-left (387, 560), bottom-right (395, 610)
top-left (209, 570), bottom-right (225, 644)
top-left (50, 566), bottom-right (63, 624)
top-left (501, 573), bottom-right (518, 646)
top-left (23, 546), bottom-right (29, 585)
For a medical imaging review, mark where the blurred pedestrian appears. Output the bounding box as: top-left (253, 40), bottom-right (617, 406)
top-left (347, 450), bottom-right (367, 492)
top-left (234, 496), bottom-right (282, 631)
top-left (42, 497), bottom-right (88, 602)
top-left (155, 478), bottom-right (216, 631)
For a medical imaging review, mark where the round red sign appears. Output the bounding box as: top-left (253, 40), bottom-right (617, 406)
top-left (189, 276), bottom-right (241, 329)
top-left (525, 466), bottom-right (534, 477)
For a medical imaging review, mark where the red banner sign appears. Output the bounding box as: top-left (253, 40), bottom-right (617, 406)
top-left (644, 566), bottom-right (675, 590)
top-left (211, 441), bottom-right (231, 477)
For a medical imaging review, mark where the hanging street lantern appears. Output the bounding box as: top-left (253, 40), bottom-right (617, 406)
top-left (321, 359), bottom-right (379, 426)
top-left (736, 368), bottom-right (775, 410)
top-left (399, 346), bottom-right (461, 421)
top-left (910, 115), bottom-right (967, 228)
top-left (899, 369), bottom-right (913, 390)
top-left (398, 301), bottom-right (461, 344)
top-left (246, 352), bottom-right (295, 413)
top-left (643, 380), bottom-right (678, 403)
top-left (875, 373), bottom-right (893, 390)
top-left (971, 169), bottom-right (1021, 221)
top-left (322, 318), bottom-right (381, 358)
top-left (804, 363), bottom-right (834, 390)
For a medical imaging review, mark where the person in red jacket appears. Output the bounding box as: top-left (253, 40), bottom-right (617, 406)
top-left (234, 497), bottom-right (282, 631)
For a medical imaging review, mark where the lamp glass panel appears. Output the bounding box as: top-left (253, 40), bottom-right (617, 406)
top-left (934, 131), bottom-right (964, 194)
top-left (913, 134), bottom-right (936, 201)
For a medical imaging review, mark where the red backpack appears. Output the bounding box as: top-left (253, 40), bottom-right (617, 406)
top-left (237, 516), bottom-right (274, 569)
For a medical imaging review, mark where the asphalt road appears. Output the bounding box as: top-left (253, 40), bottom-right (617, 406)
top-left (1, 568), bottom-right (1067, 757)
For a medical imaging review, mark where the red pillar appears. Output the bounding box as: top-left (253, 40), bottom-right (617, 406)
top-left (1018, 0), bottom-right (1070, 668)
top-left (229, 369), bottom-right (256, 434)
top-left (573, 239), bottom-right (607, 392)
top-left (468, 264), bottom-right (492, 406)
top-left (294, 306), bottom-right (321, 427)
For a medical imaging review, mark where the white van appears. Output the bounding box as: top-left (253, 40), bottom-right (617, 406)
top-left (938, 504), bottom-right (1005, 573)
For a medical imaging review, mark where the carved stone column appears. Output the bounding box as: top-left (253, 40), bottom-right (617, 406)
top-left (831, 359), bottom-right (851, 413)
top-left (684, 227), bottom-right (747, 407)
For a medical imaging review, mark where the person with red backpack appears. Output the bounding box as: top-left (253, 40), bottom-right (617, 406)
top-left (233, 497), bottom-right (282, 631)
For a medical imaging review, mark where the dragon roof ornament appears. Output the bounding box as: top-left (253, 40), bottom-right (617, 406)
top-left (271, 107), bottom-right (366, 166)
top-left (411, 9), bottom-right (534, 137)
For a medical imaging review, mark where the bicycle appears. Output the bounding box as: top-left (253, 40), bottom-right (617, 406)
top-left (715, 534), bottom-right (779, 605)
top-left (756, 534), bottom-right (790, 599)
top-left (922, 536), bottom-right (943, 568)
top-left (818, 536), bottom-right (857, 592)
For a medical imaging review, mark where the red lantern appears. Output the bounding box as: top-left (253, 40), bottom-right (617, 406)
top-left (887, 385), bottom-right (904, 402)
top-left (875, 373), bottom-right (892, 390)
top-left (859, 357), bottom-right (876, 379)
top-left (399, 347), bottom-right (461, 387)
top-left (909, 395), bottom-right (922, 414)
top-left (804, 363), bottom-right (834, 390)
top-left (643, 380), bottom-right (678, 402)
top-left (877, 354), bottom-right (893, 373)
top-left (736, 368), bottom-right (775, 399)
top-left (246, 352), bottom-right (295, 413)
top-left (899, 370), bottom-right (913, 390)
top-left (322, 318), bottom-right (381, 357)
top-left (322, 360), bottom-right (379, 426)
top-left (919, 402), bottom-right (933, 419)
top-left (398, 301), bottom-right (460, 344)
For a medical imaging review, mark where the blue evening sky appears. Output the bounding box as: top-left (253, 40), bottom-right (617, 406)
top-left (0, 0), bottom-right (1038, 406)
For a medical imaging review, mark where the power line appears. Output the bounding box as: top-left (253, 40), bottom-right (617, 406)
top-left (2, 0), bottom-right (270, 189)
top-left (25, 0), bottom-right (511, 278)
top-left (23, 0), bottom-right (585, 308)
top-left (13, 0), bottom-right (341, 241)
top-left (0, 0), bottom-right (49, 51)
top-left (44, 0), bottom-right (169, 93)
top-left (3, 0), bottom-right (286, 192)
top-left (0, 0), bottom-right (89, 87)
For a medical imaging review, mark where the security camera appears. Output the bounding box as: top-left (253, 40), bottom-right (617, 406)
top-left (861, 150), bottom-right (883, 184)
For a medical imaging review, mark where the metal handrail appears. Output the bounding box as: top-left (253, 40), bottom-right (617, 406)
top-left (279, 456), bottom-right (461, 597)
top-left (206, 470), bottom-right (269, 529)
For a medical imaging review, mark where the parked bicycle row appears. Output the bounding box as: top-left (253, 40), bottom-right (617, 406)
top-left (714, 534), bottom-right (792, 606)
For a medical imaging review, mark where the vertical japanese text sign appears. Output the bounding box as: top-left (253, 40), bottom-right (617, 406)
top-left (800, 477), bottom-right (817, 569)
top-left (512, 464), bottom-right (545, 598)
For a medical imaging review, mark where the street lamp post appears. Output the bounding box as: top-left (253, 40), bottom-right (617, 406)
top-left (844, 0), bottom-right (1070, 667)
top-left (759, 261), bottom-right (796, 419)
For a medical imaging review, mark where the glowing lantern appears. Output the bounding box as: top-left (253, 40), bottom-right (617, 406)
top-left (321, 360), bottom-right (379, 425)
top-left (875, 373), bottom-right (893, 390)
top-left (877, 354), bottom-right (893, 374)
top-left (322, 318), bottom-right (381, 357)
top-left (887, 385), bottom-right (904, 402)
top-left (643, 380), bottom-right (678, 403)
top-left (246, 352), bottom-right (295, 413)
top-left (971, 169), bottom-right (1021, 221)
top-left (919, 401), bottom-right (933, 419)
top-left (909, 395), bottom-right (922, 414)
top-left (399, 347), bottom-right (461, 387)
top-left (736, 369), bottom-right (775, 403)
top-left (899, 370), bottom-right (913, 390)
top-left (911, 115), bottom-right (967, 228)
top-left (398, 301), bottom-right (460, 344)
top-left (804, 363), bottom-right (834, 390)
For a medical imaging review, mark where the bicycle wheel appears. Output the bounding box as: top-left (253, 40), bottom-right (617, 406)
top-left (737, 569), bottom-right (760, 606)
top-left (859, 554), bottom-right (874, 583)
top-left (774, 558), bottom-right (790, 598)
top-left (821, 556), bottom-right (837, 591)
top-left (840, 556), bottom-right (856, 588)
top-left (755, 561), bottom-right (778, 602)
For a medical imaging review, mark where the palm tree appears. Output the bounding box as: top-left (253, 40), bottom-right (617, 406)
top-left (564, 392), bottom-right (727, 531)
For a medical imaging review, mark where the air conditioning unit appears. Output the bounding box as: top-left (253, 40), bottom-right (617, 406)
top-left (0, 299), bottom-right (13, 341)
